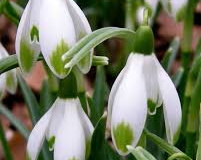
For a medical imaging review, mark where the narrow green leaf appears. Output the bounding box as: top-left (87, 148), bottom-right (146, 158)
top-left (0, 120), bottom-right (13, 160)
top-left (144, 129), bottom-right (192, 160)
top-left (92, 66), bottom-right (107, 124)
top-left (172, 67), bottom-right (184, 88)
top-left (161, 37), bottom-right (180, 73)
top-left (0, 104), bottom-right (29, 139)
top-left (88, 113), bottom-right (123, 160)
top-left (3, 1), bottom-right (23, 25)
top-left (39, 80), bottom-right (56, 114)
top-left (0, 0), bottom-right (7, 14)
top-left (196, 105), bottom-right (201, 160)
top-left (17, 74), bottom-right (41, 124)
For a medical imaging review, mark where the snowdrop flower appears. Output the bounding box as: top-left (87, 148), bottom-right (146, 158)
top-left (0, 43), bottom-right (17, 99)
top-left (16, 0), bottom-right (93, 78)
top-left (161, 0), bottom-right (187, 21)
top-left (107, 26), bottom-right (181, 156)
top-left (27, 97), bottom-right (94, 160)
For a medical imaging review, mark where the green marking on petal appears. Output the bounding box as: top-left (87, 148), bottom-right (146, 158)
top-left (30, 25), bottom-right (39, 42)
top-left (20, 40), bottom-right (35, 73)
top-left (68, 157), bottom-right (78, 160)
top-left (48, 136), bottom-right (55, 151)
top-left (113, 121), bottom-right (134, 153)
top-left (50, 40), bottom-right (70, 76)
top-left (6, 72), bottom-right (15, 91)
top-left (147, 99), bottom-right (157, 115)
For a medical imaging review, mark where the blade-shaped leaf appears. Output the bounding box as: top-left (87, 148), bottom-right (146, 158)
top-left (88, 114), bottom-right (123, 160)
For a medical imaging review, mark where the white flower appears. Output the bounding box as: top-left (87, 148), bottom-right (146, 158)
top-left (0, 43), bottom-right (17, 99)
top-left (27, 97), bottom-right (94, 160)
top-left (108, 53), bottom-right (182, 156)
top-left (161, 0), bottom-right (187, 21)
top-left (16, 0), bottom-right (93, 78)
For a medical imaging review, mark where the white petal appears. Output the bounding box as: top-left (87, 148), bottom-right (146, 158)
top-left (66, 0), bottom-right (93, 74)
top-left (0, 74), bottom-right (6, 99)
top-left (76, 98), bottom-right (94, 158)
top-left (155, 56), bottom-right (182, 145)
top-left (0, 43), bottom-right (9, 58)
top-left (111, 54), bottom-right (147, 156)
top-left (39, 0), bottom-right (76, 78)
top-left (15, 1), bottom-right (40, 74)
top-left (27, 107), bottom-right (53, 160)
top-left (46, 98), bottom-right (66, 150)
top-left (29, 0), bottom-right (42, 34)
top-left (143, 54), bottom-right (161, 114)
top-left (136, 7), bottom-right (144, 25)
top-left (107, 54), bottom-right (134, 128)
top-left (54, 99), bottom-right (85, 160)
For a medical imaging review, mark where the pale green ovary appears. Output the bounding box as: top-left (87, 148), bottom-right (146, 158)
top-left (113, 121), bottom-right (134, 153)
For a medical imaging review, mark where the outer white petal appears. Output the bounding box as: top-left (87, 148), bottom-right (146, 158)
top-left (54, 99), bottom-right (85, 160)
top-left (15, 1), bottom-right (40, 74)
top-left (155, 56), bottom-right (182, 145)
top-left (76, 98), bottom-right (94, 158)
top-left (136, 7), bottom-right (144, 25)
top-left (29, 0), bottom-right (42, 34)
top-left (0, 43), bottom-right (17, 94)
top-left (111, 54), bottom-right (147, 156)
top-left (46, 98), bottom-right (66, 150)
top-left (27, 107), bottom-right (53, 160)
top-left (66, 0), bottom-right (93, 74)
top-left (107, 54), bottom-right (134, 128)
top-left (39, 0), bottom-right (76, 78)
top-left (143, 54), bottom-right (161, 114)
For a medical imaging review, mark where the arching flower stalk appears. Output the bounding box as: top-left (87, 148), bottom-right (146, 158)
top-left (16, 0), bottom-right (93, 78)
top-left (0, 43), bottom-right (17, 99)
top-left (107, 25), bottom-right (182, 156)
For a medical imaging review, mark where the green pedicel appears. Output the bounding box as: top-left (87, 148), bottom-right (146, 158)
top-left (50, 40), bottom-right (70, 77)
top-left (20, 40), bottom-right (35, 73)
top-left (113, 122), bottom-right (134, 153)
top-left (133, 26), bottom-right (154, 55)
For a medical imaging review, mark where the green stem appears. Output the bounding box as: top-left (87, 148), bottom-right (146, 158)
top-left (58, 72), bottom-right (77, 99)
top-left (0, 120), bottom-right (13, 160)
top-left (196, 105), bottom-right (201, 160)
top-left (125, 0), bottom-right (135, 30)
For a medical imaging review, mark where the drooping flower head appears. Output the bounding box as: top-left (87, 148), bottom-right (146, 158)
top-left (0, 43), bottom-right (17, 99)
top-left (27, 73), bottom-right (94, 160)
top-left (16, 0), bottom-right (93, 78)
top-left (107, 25), bottom-right (182, 155)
